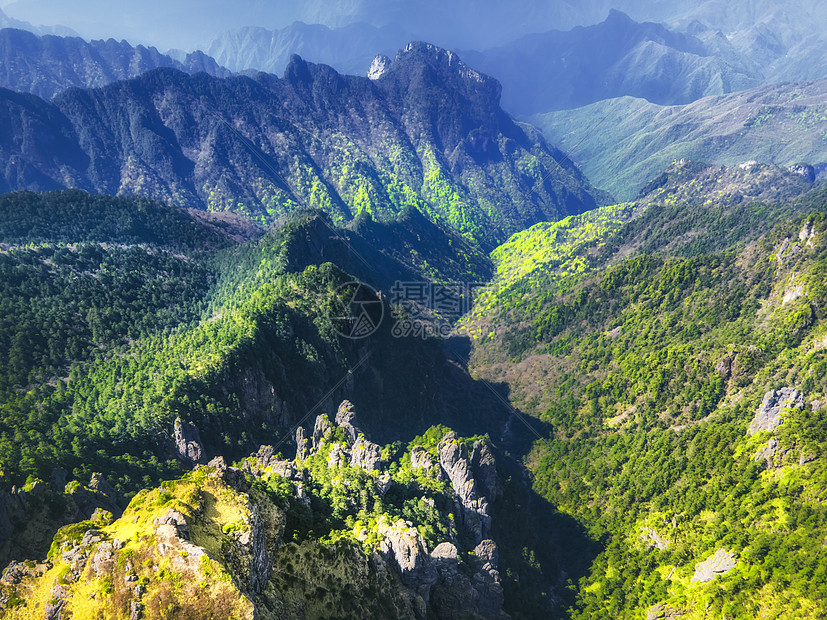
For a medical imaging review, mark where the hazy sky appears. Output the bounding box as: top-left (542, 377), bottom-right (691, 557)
top-left (1, 0), bottom-right (822, 52)
top-left (0, 0), bottom-right (644, 50)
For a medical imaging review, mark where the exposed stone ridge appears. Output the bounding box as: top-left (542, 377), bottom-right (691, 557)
top-left (295, 402), bottom-right (386, 475)
top-left (640, 527), bottom-right (670, 550)
top-left (437, 432), bottom-right (492, 543)
top-left (691, 548), bottom-right (737, 583)
top-left (0, 408), bottom-right (510, 619)
top-left (0, 473), bottom-right (121, 570)
top-left (368, 54), bottom-right (391, 80)
top-left (747, 387), bottom-right (803, 435)
top-left (374, 515), bottom-right (507, 619)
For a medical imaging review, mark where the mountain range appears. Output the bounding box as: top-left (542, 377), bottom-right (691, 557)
top-left (0, 27), bottom-right (229, 100)
top-left (204, 21), bottom-right (409, 78)
top-left (1, 3), bottom-right (827, 619)
top-left (0, 42), bottom-right (607, 247)
top-left (462, 9), bottom-right (761, 114)
top-left (531, 78), bottom-right (827, 200)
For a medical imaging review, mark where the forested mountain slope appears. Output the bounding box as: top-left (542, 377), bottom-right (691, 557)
top-left (0, 42), bottom-right (607, 247)
top-left (532, 79), bottom-right (827, 200)
top-left (463, 162), bottom-right (827, 617)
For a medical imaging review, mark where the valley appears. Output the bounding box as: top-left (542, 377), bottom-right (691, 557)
top-left (0, 3), bottom-right (826, 618)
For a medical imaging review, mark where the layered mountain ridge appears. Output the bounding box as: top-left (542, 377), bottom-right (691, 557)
top-left (0, 27), bottom-right (230, 100)
top-left (463, 9), bottom-right (761, 114)
top-left (533, 78), bottom-right (827, 199)
top-left (0, 42), bottom-right (607, 246)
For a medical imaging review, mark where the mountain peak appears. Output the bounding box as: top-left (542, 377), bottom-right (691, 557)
top-left (605, 8), bottom-right (634, 24)
top-left (283, 53), bottom-right (313, 82)
top-left (395, 41), bottom-right (490, 86)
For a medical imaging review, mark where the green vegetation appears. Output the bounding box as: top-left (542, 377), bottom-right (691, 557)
top-left (467, 175), bottom-right (827, 617)
top-left (3, 161), bottom-right (827, 618)
top-left (532, 81), bottom-right (827, 200)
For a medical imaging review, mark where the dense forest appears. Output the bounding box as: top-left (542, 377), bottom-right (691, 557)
top-left (1, 156), bottom-right (827, 618)
top-left (465, 164), bottom-right (827, 617)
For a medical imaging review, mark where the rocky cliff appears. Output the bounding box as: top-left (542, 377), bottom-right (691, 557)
top-left (0, 402), bottom-right (510, 619)
top-left (0, 43), bottom-right (608, 246)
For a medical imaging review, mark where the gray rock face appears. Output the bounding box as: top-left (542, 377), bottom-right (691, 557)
top-left (789, 163), bottom-right (816, 183)
top-left (427, 538), bottom-right (508, 620)
top-left (691, 548), bottom-right (737, 583)
top-left (471, 441), bottom-right (499, 501)
top-left (431, 542), bottom-right (458, 562)
top-left (312, 414), bottom-right (333, 451)
top-left (335, 400), bottom-right (364, 443)
top-left (410, 446), bottom-right (437, 474)
top-left (295, 426), bottom-right (309, 460)
top-left (377, 517), bottom-right (437, 588)
top-left (368, 54), bottom-right (392, 80)
top-left (754, 436), bottom-right (780, 466)
top-left (327, 443), bottom-right (349, 468)
top-left (715, 353), bottom-right (734, 378)
top-left (641, 527), bottom-right (670, 550)
top-left (748, 388), bottom-right (803, 435)
top-left (375, 472), bottom-right (393, 497)
top-left (472, 539), bottom-right (505, 615)
top-left (646, 603), bottom-right (687, 619)
top-left (351, 436), bottom-right (383, 472)
top-left (437, 432), bottom-right (491, 543)
top-left (173, 417), bottom-right (206, 465)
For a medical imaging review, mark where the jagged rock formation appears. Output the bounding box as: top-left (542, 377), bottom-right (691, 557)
top-left (640, 527), bottom-right (670, 551)
top-left (410, 446), bottom-right (440, 475)
top-left (646, 603), bottom-right (687, 620)
top-left (0, 473), bottom-right (120, 569)
top-left (748, 387), bottom-right (803, 435)
top-left (173, 417), bottom-right (207, 465)
top-left (437, 431), bottom-right (492, 543)
top-left (0, 27), bottom-right (230, 99)
top-left (0, 408), bottom-right (510, 619)
top-left (691, 548), bottom-right (737, 583)
top-left (368, 54), bottom-right (392, 80)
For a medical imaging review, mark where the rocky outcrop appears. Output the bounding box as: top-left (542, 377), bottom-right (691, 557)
top-left (437, 432), bottom-right (491, 543)
top-left (641, 527), bottom-right (670, 550)
top-left (411, 446), bottom-right (438, 475)
top-left (646, 603), bottom-right (687, 619)
top-left (0, 473), bottom-right (120, 569)
top-left (295, 426), bottom-right (309, 460)
top-left (374, 518), bottom-right (508, 619)
top-left (426, 538), bottom-right (508, 620)
top-left (799, 221), bottom-right (817, 246)
top-left (1, 412), bottom-right (511, 620)
top-left (472, 540), bottom-right (505, 615)
top-left (377, 516), bottom-right (438, 589)
top-left (789, 164), bottom-right (816, 183)
top-left (715, 352), bottom-right (734, 379)
top-left (691, 548), bottom-right (737, 583)
top-left (754, 436), bottom-right (780, 466)
top-left (748, 388), bottom-right (803, 434)
top-left (351, 435), bottom-right (383, 472)
top-left (174, 417), bottom-right (206, 465)
top-left (312, 414), bottom-right (333, 451)
top-left (368, 54), bottom-right (392, 80)
top-left (327, 442), bottom-right (349, 468)
top-left (470, 441), bottom-right (500, 501)
top-left (335, 400), bottom-right (363, 443)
